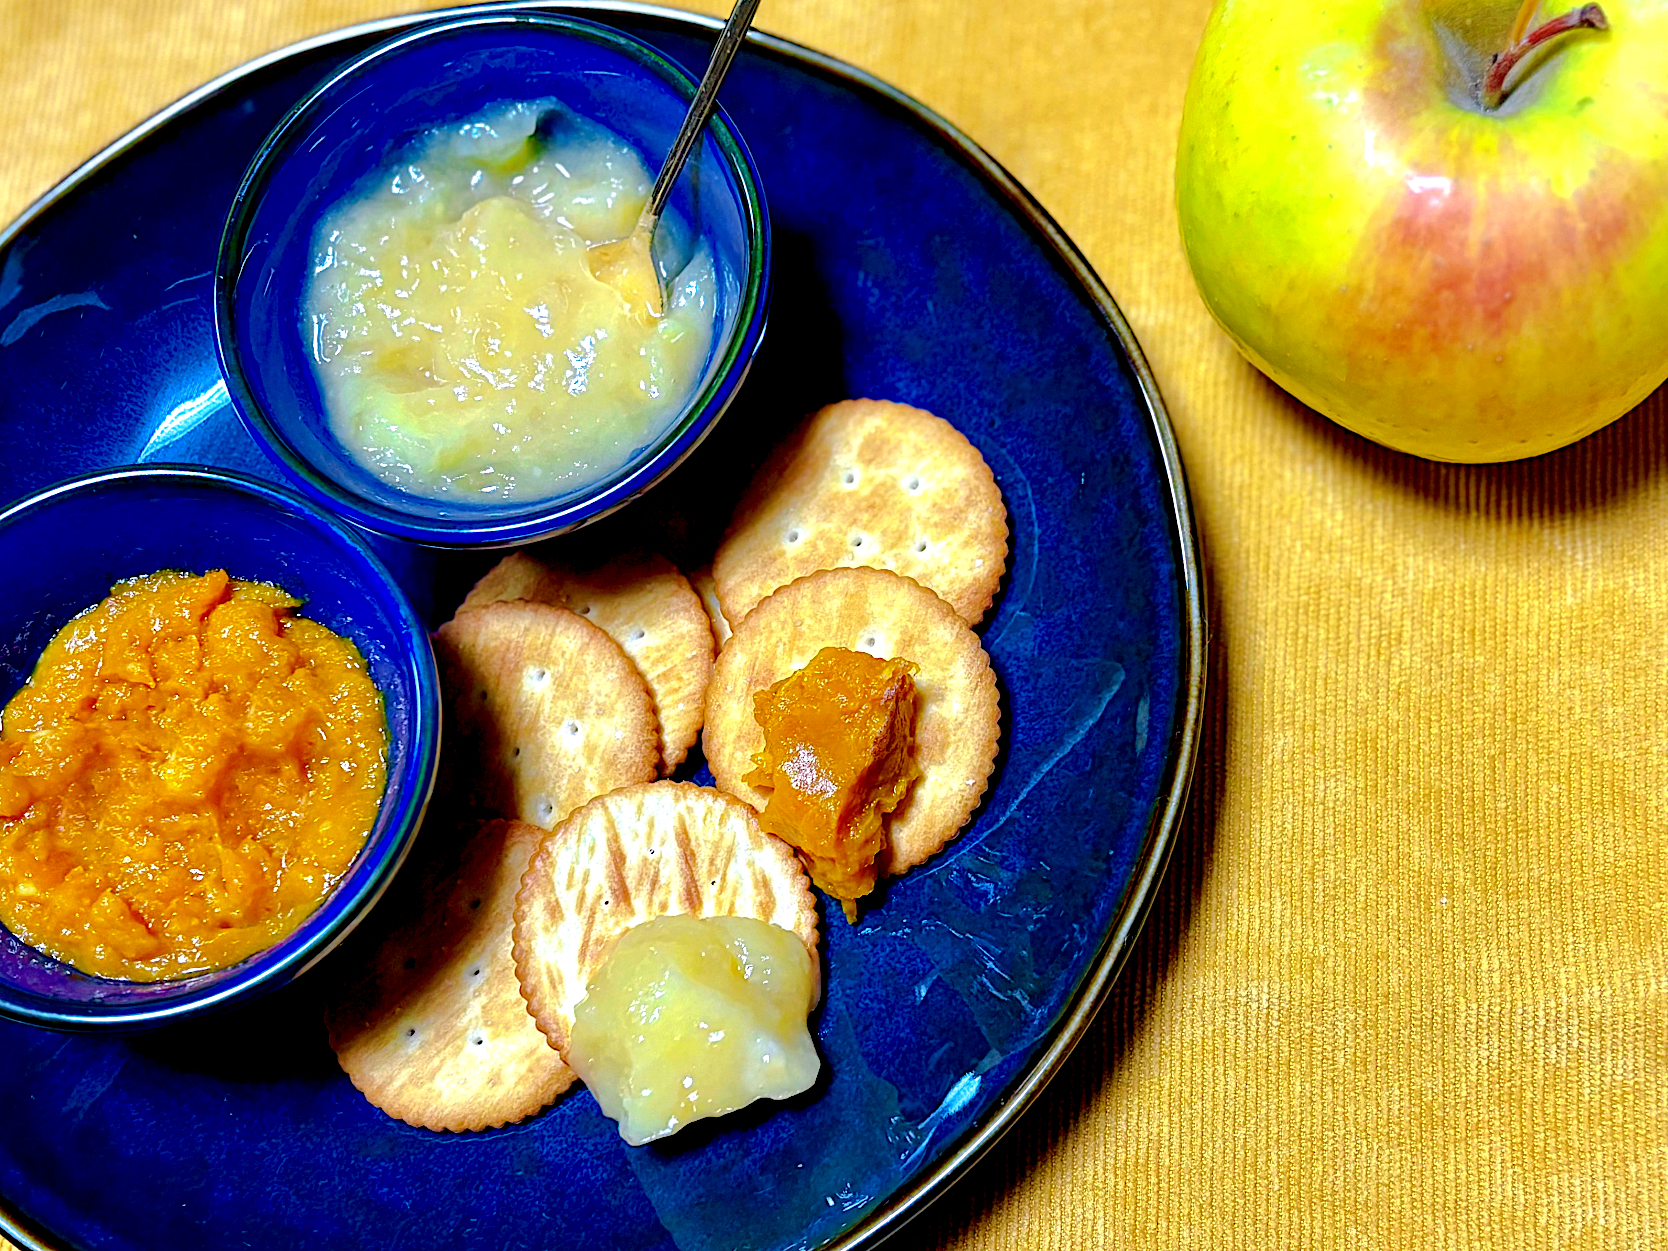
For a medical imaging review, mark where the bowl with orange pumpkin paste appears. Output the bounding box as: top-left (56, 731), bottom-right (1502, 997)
top-left (0, 466), bottom-right (440, 1030)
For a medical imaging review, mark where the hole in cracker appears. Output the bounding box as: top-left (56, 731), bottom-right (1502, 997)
top-left (565, 720), bottom-right (581, 736)
top-left (469, 899), bottom-right (481, 910)
top-left (478, 689), bottom-right (488, 702)
top-left (629, 627), bottom-right (646, 643)
top-left (786, 527), bottom-right (803, 544)
top-left (529, 667), bottom-right (549, 684)
top-left (534, 796), bottom-right (555, 824)
top-left (915, 539), bottom-right (929, 553)
top-left (512, 746), bottom-right (521, 758)
top-left (403, 957), bottom-right (416, 970)
top-left (470, 967), bottom-right (482, 978)
top-left (851, 533), bottom-right (865, 548)
top-left (406, 1028), bottom-right (416, 1038)
top-left (905, 475), bottom-right (922, 492)
top-left (579, 604), bottom-right (593, 616)
top-left (471, 1034), bottom-right (485, 1047)
top-left (862, 635), bottom-right (878, 650)
top-left (841, 469), bottom-right (857, 487)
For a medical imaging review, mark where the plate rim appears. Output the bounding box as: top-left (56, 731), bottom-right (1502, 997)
top-left (0, 5), bottom-right (1209, 1250)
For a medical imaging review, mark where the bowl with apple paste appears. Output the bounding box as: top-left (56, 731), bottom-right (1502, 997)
top-left (215, 12), bottom-right (769, 546)
top-left (0, 467), bottom-right (440, 1031)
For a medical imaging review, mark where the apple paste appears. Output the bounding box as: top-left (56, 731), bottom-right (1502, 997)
top-left (566, 913), bottom-right (820, 1145)
top-left (306, 102), bottom-right (718, 503)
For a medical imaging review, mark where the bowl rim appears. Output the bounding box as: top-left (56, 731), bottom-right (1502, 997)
top-left (213, 10), bottom-right (772, 548)
top-left (0, 463), bottom-right (442, 1031)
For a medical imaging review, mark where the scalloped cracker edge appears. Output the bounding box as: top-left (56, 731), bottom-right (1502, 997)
top-left (436, 600), bottom-right (658, 828)
top-left (713, 399), bottom-right (1008, 627)
top-left (703, 567), bottom-right (999, 875)
top-left (512, 782), bottom-right (819, 1060)
top-left (462, 551), bottom-right (713, 773)
top-left (326, 819), bottom-right (573, 1132)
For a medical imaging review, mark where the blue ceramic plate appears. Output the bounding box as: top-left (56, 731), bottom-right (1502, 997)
top-left (0, 5), bottom-right (1205, 1250)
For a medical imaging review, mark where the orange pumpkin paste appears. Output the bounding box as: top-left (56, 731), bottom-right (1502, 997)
top-left (0, 570), bottom-right (387, 981)
top-left (745, 646), bottom-right (919, 920)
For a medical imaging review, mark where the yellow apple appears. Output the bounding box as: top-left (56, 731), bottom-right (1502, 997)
top-left (1176, 0), bottom-right (1668, 462)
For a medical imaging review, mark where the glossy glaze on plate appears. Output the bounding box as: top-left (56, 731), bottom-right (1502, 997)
top-left (0, 5), bottom-right (1204, 1251)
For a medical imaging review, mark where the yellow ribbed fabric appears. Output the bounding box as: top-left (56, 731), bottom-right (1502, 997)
top-left (1, 2), bottom-right (1664, 1249)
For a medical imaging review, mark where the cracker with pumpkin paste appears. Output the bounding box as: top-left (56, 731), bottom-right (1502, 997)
top-left (712, 400), bottom-right (1009, 627)
top-left (461, 551), bottom-right (713, 773)
top-left (326, 819), bottom-right (572, 1132)
top-left (703, 567), bottom-right (999, 875)
top-left (512, 782), bottom-right (819, 1059)
top-left (436, 601), bottom-right (658, 828)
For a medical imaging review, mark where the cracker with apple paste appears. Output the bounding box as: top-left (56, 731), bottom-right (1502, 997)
top-left (712, 400), bottom-right (1009, 626)
top-left (703, 567), bottom-right (999, 875)
top-left (461, 551), bottom-right (713, 773)
top-left (326, 819), bottom-right (572, 1132)
top-left (436, 601), bottom-right (658, 828)
top-left (688, 564), bottom-right (732, 649)
top-left (512, 782), bottom-right (819, 1059)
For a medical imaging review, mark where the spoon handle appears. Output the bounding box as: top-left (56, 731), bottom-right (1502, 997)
top-left (643, 0), bottom-right (763, 222)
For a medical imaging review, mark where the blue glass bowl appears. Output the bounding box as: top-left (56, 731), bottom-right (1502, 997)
top-left (214, 12), bottom-right (770, 547)
top-left (0, 466), bottom-right (441, 1030)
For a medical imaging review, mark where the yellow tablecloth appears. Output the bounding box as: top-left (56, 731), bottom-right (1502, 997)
top-left (2, 2), bottom-right (1664, 1247)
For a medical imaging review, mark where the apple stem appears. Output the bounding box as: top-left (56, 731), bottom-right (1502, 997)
top-left (1482, 3), bottom-right (1608, 110)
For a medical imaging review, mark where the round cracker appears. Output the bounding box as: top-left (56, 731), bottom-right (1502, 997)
top-left (436, 601), bottom-right (658, 828)
top-left (458, 549), bottom-right (561, 611)
top-left (326, 819), bottom-right (573, 1132)
top-left (712, 399), bottom-right (1009, 626)
top-left (689, 564), bottom-right (733, 650)
top-left (703, 567), bottom-right (999, 875)
top-left (461, 551), bottom-right (713, 774)
top-left (512, 782), bottom-right (819, 1059)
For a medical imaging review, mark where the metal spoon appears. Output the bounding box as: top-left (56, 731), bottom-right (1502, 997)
top-left (588, 0), bottom-right (764, 319)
